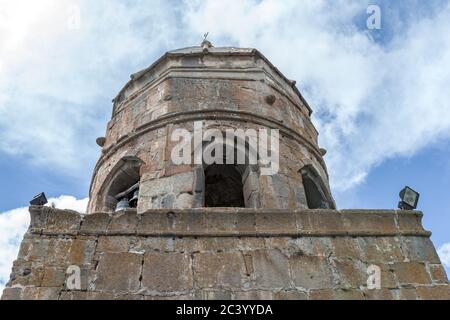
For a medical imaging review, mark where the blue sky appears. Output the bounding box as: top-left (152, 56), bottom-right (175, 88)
top-left (1, 0), bottom-right (450, 290)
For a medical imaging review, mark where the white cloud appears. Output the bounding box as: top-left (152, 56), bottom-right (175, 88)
top-left (438, 243), bottom-right (450, 274)
top-left (0, 196), bottom-right (88, 295)
top-left (0, 0), bottom-right (187, 174)
top-left (1, 1), bottom-right (450, 192)
top-left (184, 0), bottom-right (450, 192)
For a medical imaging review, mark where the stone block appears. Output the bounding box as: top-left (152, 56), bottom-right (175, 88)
top-left (8, 260), bottom-right (44, 287)
top-left (362, 288), bottom-right (394, 300)
top-left (59, 291), bottom-right (86, 300)
top-left (17, 239), bottom-right (33, 260)
top-left (232, 290), bottom-right (273, 300)
top-left (271, 174), bottom-right (291, 199)
top-left (357, 237), bottom-right (404, 263)
top-left (428, 264), bottom-right (449, 284)
top-left (176, 210), bottom-right (207, 234)
top-left (140, 172), bottom-right (193, 197)
top-left (377, 264), bottom-right (398, 289)
top-left (416, 285), bottom-right (450, 300)
top-left (397, 287), bottom-right (418, 300)
top-left (97, 236), bottom-right (130, 253)
top-left (193, 252), bottom-right (246, 289)
top-left (80, 212), bottom-right (111, 234)
top-left (1, 287), bottom-right (22, 300)
top-left (255, 211), bottom-right (296, 234)
top-left (393, 262), bottom-right (431, 285)
top-left (173, 237), bottom-right (201, 253)
top-left (298, 211), bottom-right (346, 233)
top-left (28, 238), bottom-right (50, 263)
top-left (20, 287), bottom-right (40, 300)
top-left (94, 252), bottom-right (142, 292)
top-left (263, 237), bottom-right (291, 252)
top-left (206, 211), bottom-right (237, 234)
top-left (161, 194), bottom-right (175, 209)
top-left (135, 237), bottom-right (167, 252)
top-left (235, 210), bottom-right (256, 234)
top-left (287, 237), bottom-right (333, 258)
top-left (85, 291), bottom-right (116, 300)
top-left (29, 206), bottom-right (48, 232)
top-left (332, 258), bottom-right (366, 288)
top-left (46, 238), bottom-right (72, 265)
top-left (401, 237), bottom-right (441, 264)
top-left (199, 238), bottom-right (240, 252)
top-left (45, 209), bottom-right (82, 235)
top-left (107, 211), bottom-right (138, 235)
top-left (193, 166), bottom-right (205, 193)
top-left (252, 249), bottom-right (291, 289)
top-left (237, 238), bottom-right (265, 251)
top-left (145, 294), bottom-right (193, 300)
top-left (113, 293), bottom-right (144, 300)
top-left (137, 211), bottom-right (168, 235)
top-left (290, 255), bottom-right (333, 289)
top-left (274, 290), bottom-right (307, 300)
top-left (330, 237), bottom-right (361, 260)
top-left (174, 193), bottom-right (194, 208)
top-left (142, 252), bottom-right (193, 292)
top-left (22, 287), bottom-right (60, 300)
top-left (42, 267), bottom-right (66, 287)
top-left (68, 237), bottom-right (97, 266)
top-left (397, 212), bottom-right (425, 233)
top-left (194, 290), bottom-right (232, 300)
top-left (341, 210), bottom-right (397, 234)
top-left (309, 288), bottom-right (364, 300)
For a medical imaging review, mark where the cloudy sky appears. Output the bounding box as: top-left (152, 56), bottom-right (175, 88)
top-left (1, 0), bottom-right (450, 292)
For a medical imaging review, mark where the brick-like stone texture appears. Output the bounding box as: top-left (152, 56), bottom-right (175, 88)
top-left (2, 207), bottom-right (449, 300)
top-left (86, 46), bottom-right (334, 214)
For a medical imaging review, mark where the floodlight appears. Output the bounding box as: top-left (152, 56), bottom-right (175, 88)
top-left (30, 192), bottom-right (48, 206)
top-left (398, 186), bottom-right (420, 210)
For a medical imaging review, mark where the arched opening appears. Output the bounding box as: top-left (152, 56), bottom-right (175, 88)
top-left (100, 157), bottom-right (143, 212)
top-left (303, 175), bottom-right (327, 209)
top-left (204, 164), bottom-right (245, 207)
top-left (196, 130), bottom-right (261, 208)
top-left (300, 165), bottom-right (335, 209)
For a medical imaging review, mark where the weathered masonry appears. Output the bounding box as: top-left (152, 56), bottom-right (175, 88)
top-left (2, 206), bottom-right (449, 300)
top-left (87, 43), bottom-right (335, 214)
top-left (2, 42), bottom-right (449, 300)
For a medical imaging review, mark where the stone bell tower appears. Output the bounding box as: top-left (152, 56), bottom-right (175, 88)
top-left (87, 41), bottom-right (335, 214)
top-left (2, 42), bottom-right (449, 300)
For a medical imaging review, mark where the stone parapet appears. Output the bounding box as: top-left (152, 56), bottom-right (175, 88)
top-left (2, 206), bottom-right (449, 300)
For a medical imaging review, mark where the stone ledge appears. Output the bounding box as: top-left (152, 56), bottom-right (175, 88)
top-left (29, 206), bottom-right (430, 238)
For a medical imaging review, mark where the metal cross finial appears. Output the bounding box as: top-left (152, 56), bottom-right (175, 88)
top-left (201, 32), bottom-right (213, 52)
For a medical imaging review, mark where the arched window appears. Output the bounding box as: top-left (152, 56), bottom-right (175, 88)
top-left (300, 165), bottom-right (335, 209)
top-left (198, 134), bottom-right (261, 208)
top-left (204, 164), bottom-right (245, 207)
top-left (100, 157), bottom-right (143, 212)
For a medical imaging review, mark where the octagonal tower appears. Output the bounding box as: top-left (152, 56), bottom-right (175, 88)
top-left (87, 42), bottom-right (335, 214)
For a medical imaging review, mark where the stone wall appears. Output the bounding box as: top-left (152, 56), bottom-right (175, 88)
top-left (2, 206), bottom-right (449, 300)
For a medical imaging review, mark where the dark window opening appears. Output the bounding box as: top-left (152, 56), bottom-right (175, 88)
top-left (204, 164), bottom-right (245, 207)
top-left (301, 165), bottom-right (334, 209)
top-left (102, 158), bottom-right (142, 212)
top-left (303, 176), bottom-right (328, 209)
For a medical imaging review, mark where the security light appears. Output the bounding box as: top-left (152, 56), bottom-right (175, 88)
top-left (398, 186), bottom-right (420, 210)
top-left (30, 192), bottom-right (48, 206)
